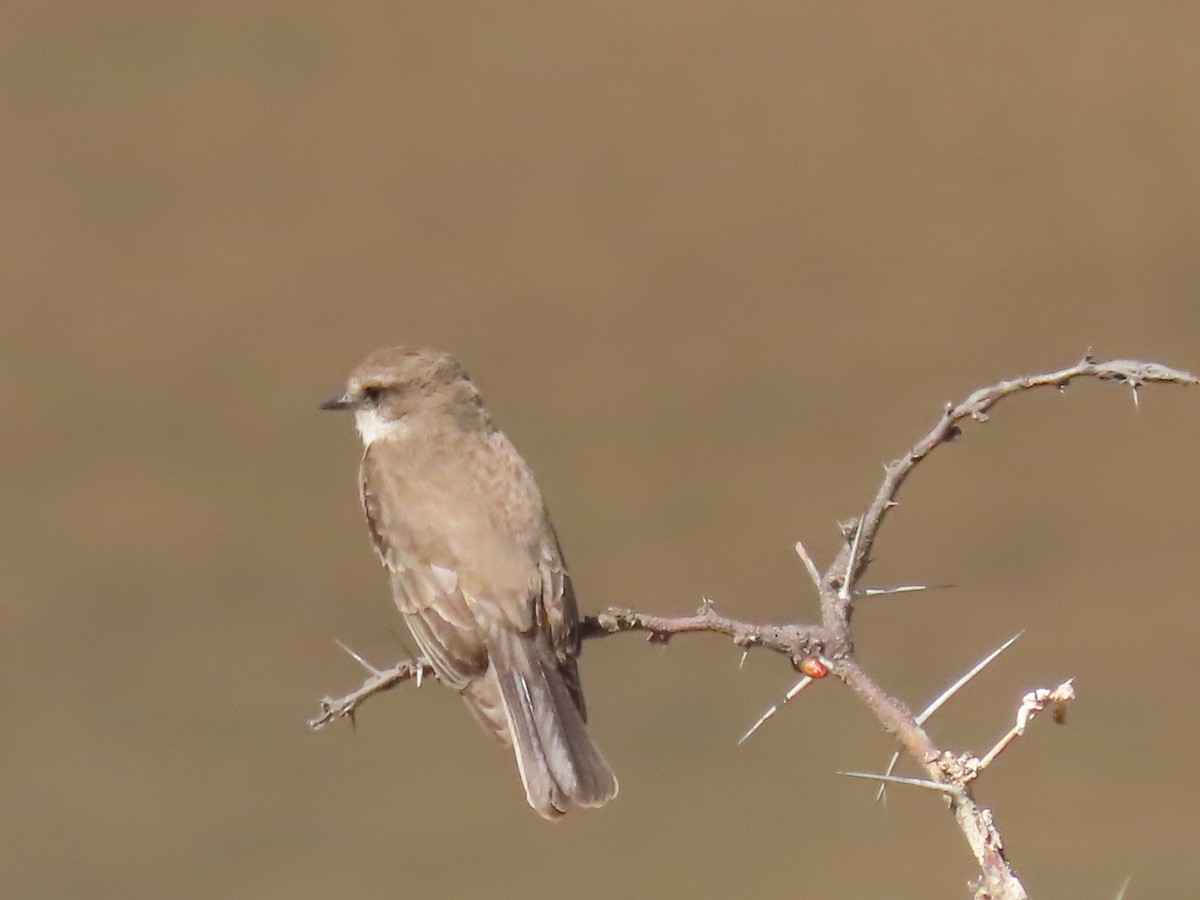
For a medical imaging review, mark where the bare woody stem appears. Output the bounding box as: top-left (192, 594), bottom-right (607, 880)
top-left (582, 603), bottom-right (828, 661)
top-left (311, 355), bottom-right (1196, 900)
top-left (821, 355), bottom-right (1196, 624)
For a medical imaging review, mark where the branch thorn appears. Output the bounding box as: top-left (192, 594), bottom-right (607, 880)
top-left (737, 674), bottom-right (815, 745)
top-left (335, 639), bottom-right (383, 676)
top-left (793, 540), bottom-right (823, 590)
top-left (839, 771), bottom-right (958, 795)
top-left (839, 514), bottom-right (867, 602)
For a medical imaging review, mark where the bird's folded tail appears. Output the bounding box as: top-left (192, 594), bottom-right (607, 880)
top-left (470, 631), bottom-right (618, 819)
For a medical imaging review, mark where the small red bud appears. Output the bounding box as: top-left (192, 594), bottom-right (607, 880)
top-left (800, 656), bottom-right (829, 679)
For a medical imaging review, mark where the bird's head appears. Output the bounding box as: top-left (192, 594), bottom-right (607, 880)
top-left (321, 346), bottom-right (487, 444)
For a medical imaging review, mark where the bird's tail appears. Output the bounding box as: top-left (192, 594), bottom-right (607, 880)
top-left (463, 632), bottom-right (617, 819)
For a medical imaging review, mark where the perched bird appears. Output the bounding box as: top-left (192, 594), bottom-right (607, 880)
top-left (321, 347), bottom-right (617, 818)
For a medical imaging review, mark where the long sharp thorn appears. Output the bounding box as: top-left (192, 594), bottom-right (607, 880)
top-left (874, 750), bottom-right (904, 803)
top-left (859, 584), bottom-right (927, 597)
top-left (839, 771), bottom-right (956, 795)
top-left (1114, 876), bottom-right (1132, 900)
top-left (737, 675), bottom-right (815, 746)
top-left (840, 515), bottom-right (866, 602)
top-left (335, 639), bottom-right (383, 676)
top-left (738, 704), bottom-right (780, 746)
top-left (917, 631), bottom-right (1023, 726)
top-left (793, 540), bottom-right (822, 590)
top-left (783, 674), bottom-right (815, 702)
top-left (858, 582), bottom-right (953, 597)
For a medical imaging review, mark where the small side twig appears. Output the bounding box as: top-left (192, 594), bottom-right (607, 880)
top-left (978, 680), bottom-right (1076, 770)
top-left (309, 658), bottom-right (435, 730)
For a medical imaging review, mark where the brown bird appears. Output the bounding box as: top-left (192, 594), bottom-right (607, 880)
top-left (321, 347), bottom-right (617, 818)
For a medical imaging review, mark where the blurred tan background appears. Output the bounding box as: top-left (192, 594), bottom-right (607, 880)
top-left (3, 3), bottom-right (1199, 897)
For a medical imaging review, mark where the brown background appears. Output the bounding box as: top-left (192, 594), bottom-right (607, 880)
top-left (3, 3), bottom-right (1199, 897)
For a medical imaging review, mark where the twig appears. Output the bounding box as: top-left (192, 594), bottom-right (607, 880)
top-left (821, 356), bottom-right (1196, 624)
top-left (309, 658), bottom-right (435, 730)
top-left (582, 602), bottom-right (828, 660)
top-left (978, 680), bottom-right (1076, 770)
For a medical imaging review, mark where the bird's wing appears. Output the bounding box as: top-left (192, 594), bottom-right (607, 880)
top-left (359, 432), bottom-right (581, 695)
top-left (359, 446), bottom-right (490, 689)
top-left (389, 565), bottom-right (489, 690)
top-left (535, 536), bottom-right (581, 662)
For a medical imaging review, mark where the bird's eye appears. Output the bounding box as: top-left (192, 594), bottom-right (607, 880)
top-left (361, 385), bottom-right (384, 404)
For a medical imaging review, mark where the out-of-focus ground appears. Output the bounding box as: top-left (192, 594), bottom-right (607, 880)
top-left (3, 3), bottom-right (1199, 897)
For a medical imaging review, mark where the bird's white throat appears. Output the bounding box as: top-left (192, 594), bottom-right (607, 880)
top-left (355, 407), bottom-right (410, 446)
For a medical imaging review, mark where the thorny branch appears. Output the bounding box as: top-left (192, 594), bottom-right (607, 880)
top-left (311, 355), bottom-right (1196, 900)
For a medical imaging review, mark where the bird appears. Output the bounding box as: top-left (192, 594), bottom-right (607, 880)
top-left (321, 346), bottom-right (617, 818)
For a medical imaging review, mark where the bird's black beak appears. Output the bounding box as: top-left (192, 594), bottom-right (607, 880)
top-left (319, 393), bottom-right (353, 411)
